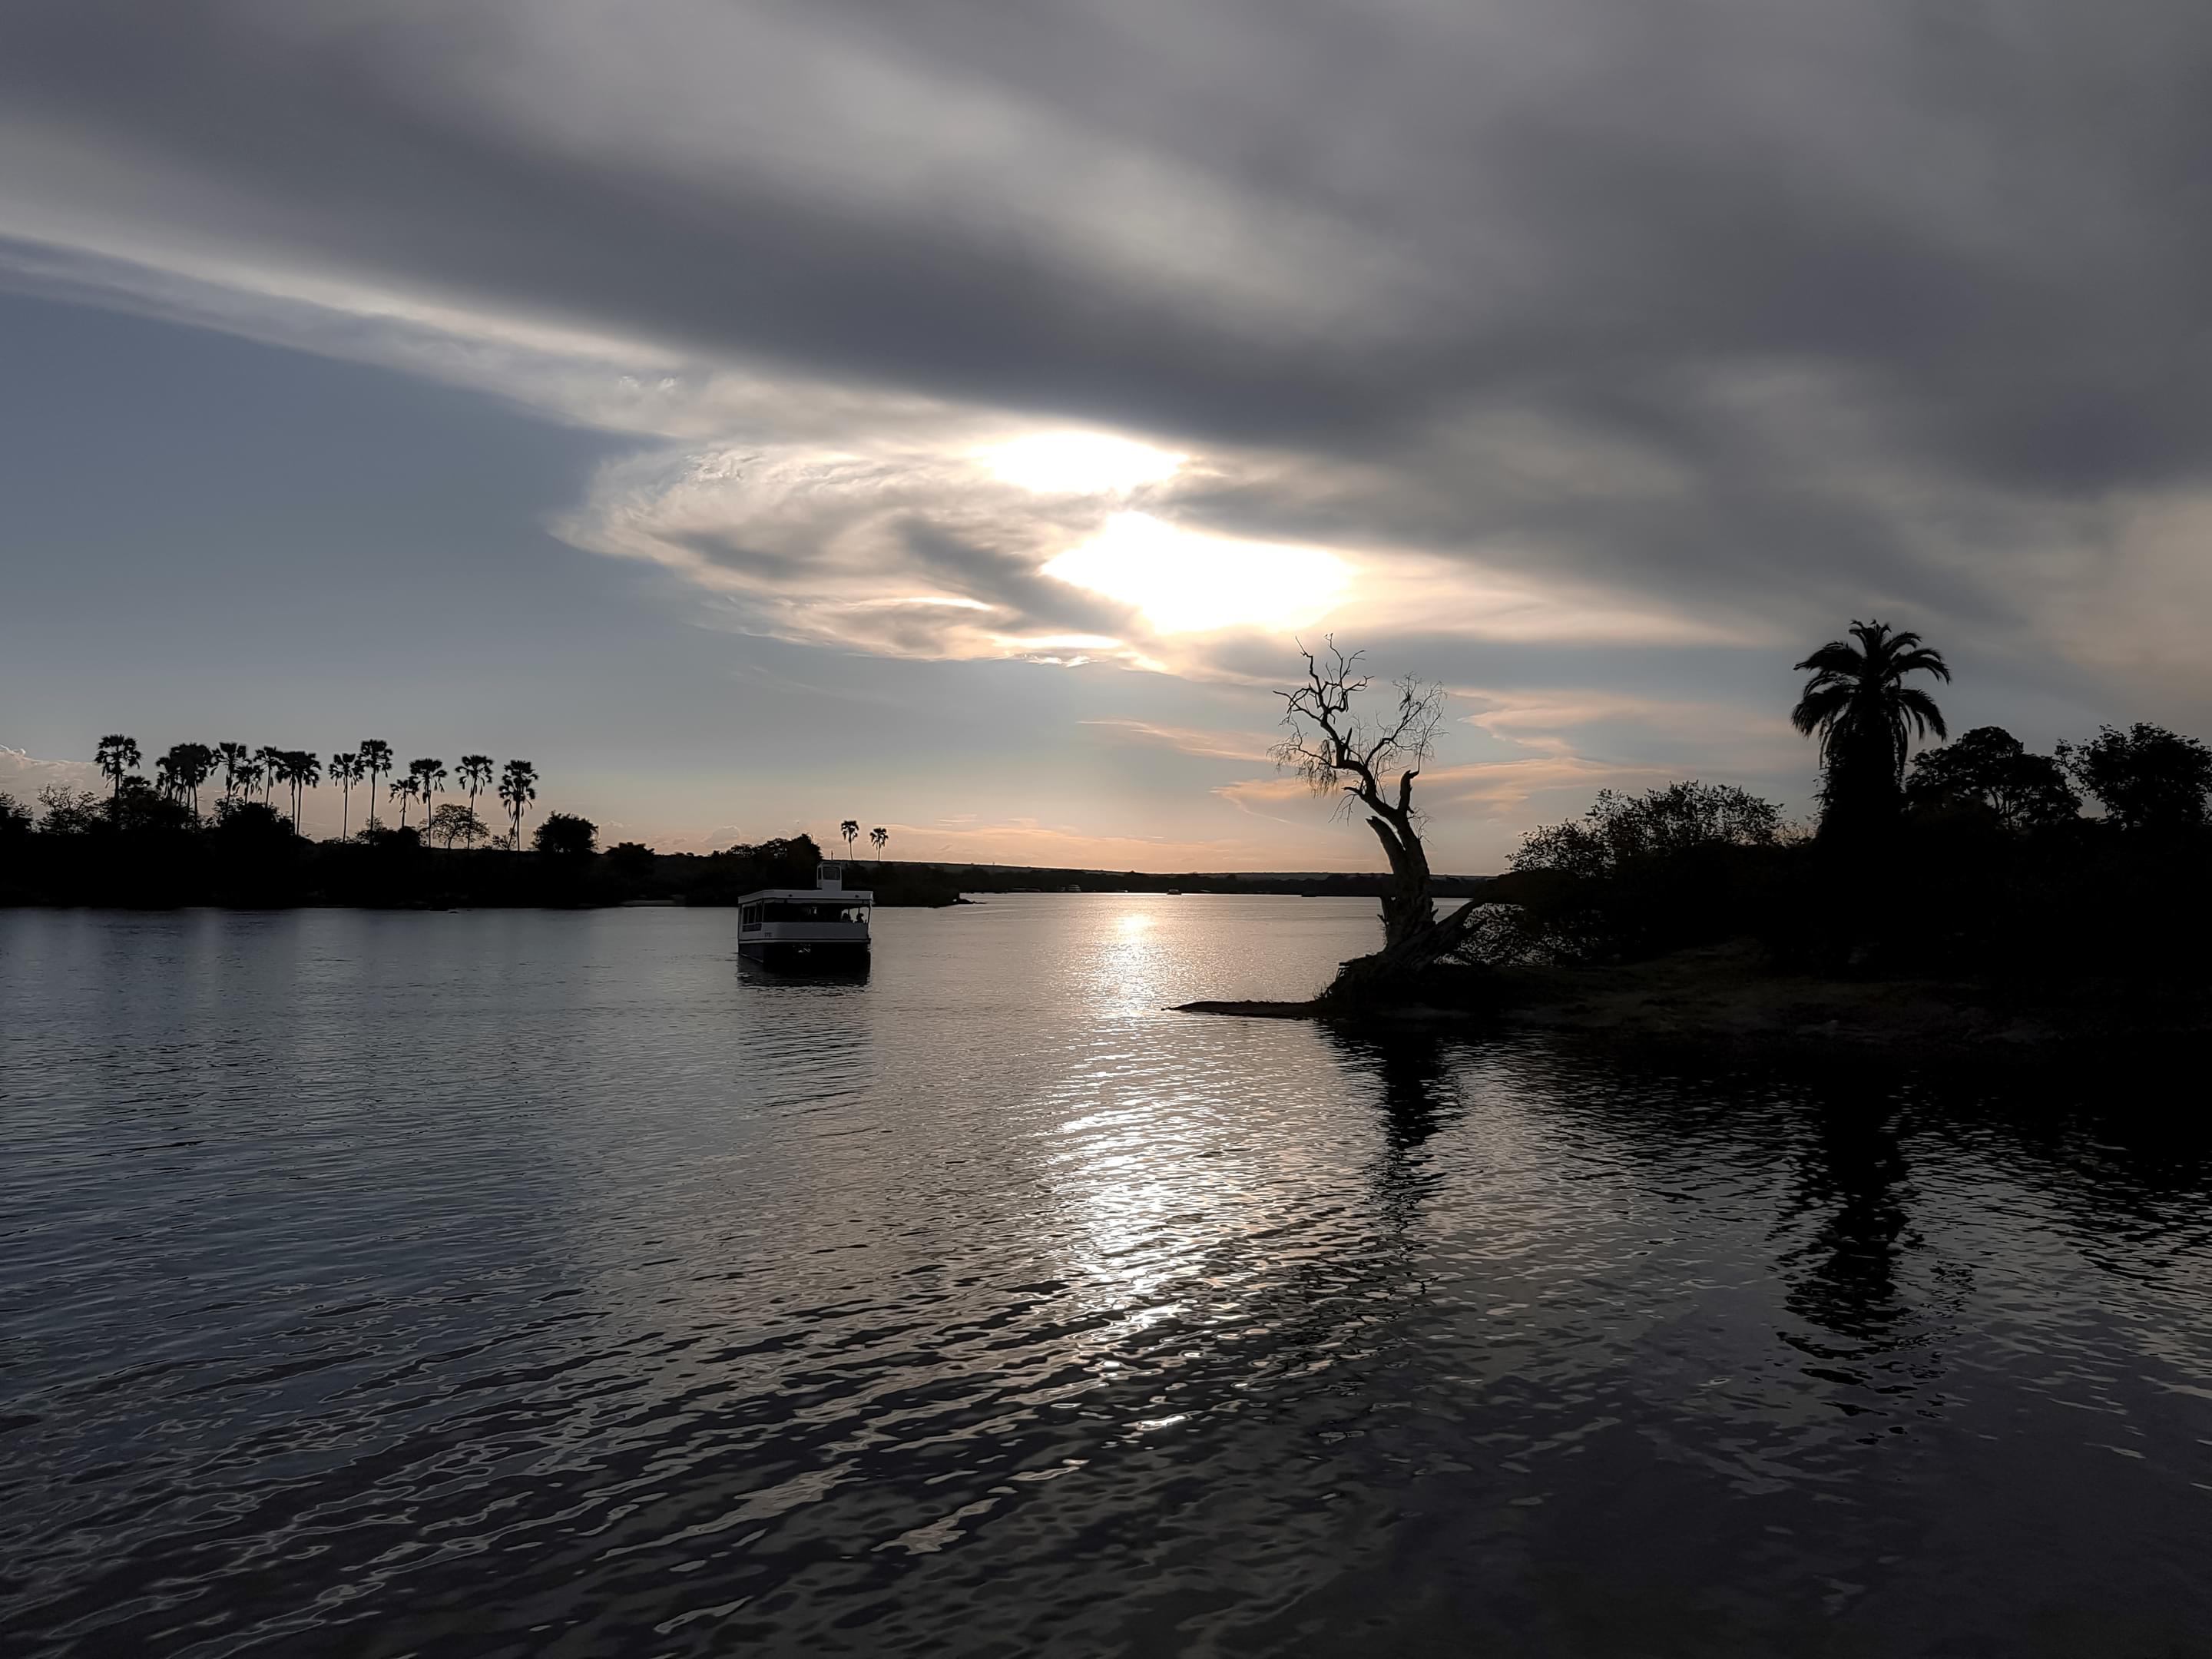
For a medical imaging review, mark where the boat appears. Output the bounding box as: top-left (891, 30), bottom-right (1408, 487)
top-left (737, 862), bottom-right (872, 969)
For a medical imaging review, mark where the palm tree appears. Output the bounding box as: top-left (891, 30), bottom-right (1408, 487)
top-left (358, 740), bottom-right (393, 830)
top-left (456, 753), bottom-right (494, 823)
top-left (870, 826), bottom-right (888, 863)
top-left (389, 773), bottom-right (421, 828)
top-left (95, 735), bottom-right (141, 810)
top-left (289, 751), bottom-right (321, 832)
top-left (158, 743), bottom-right (216, 817)
top-left (329, 752), bottom-right (364, 838)
top-left (268, 750), bottom-right (299, 822)
top-left (217, 741), bottom-right (251, 801)
top-left (234, 759), bottom-right (263, 806)
top-left (839, 819), bottom-right (860, 861)
top-left (498, 760), bottom-right (538, 850)
top-left (253, 745), bottom-right (284, 806)
top-left (1791, 619), bottom-right (1950, 836)
top-left (410, 758), bottom-right (448, 824)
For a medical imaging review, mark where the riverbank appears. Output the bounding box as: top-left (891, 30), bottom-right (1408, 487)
top-left (1178, 937), bottom-right (2212, 1053)
top-left (0, 833), bottom-right (969, 909)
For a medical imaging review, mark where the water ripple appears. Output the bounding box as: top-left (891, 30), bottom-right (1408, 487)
top-left (4, 901), bottom-right (2211, 1655)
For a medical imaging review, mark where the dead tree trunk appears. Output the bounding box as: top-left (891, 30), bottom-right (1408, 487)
top-left (1274, 639), bottom-right (1483, 1005)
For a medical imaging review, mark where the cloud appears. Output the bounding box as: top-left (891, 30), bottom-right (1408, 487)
top-left (0, 747), bottom-right (101, 798)
top-left (1215, 754), bottom-right (1671, 824)
top-left (4, 0), bottom-right (2212, 714)
top-left (892, 817), bottom-right (1274, 872)
top-left (1080, 719), bottom-right (1278, 764)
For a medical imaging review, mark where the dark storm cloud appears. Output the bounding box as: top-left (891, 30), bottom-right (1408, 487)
top-left (5, 0), bottom-right (2212, 648)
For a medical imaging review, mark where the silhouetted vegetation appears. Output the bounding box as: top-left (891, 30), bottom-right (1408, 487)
top-left (1790, 619), bottom-right (1950, 840)
top-left (1471, 634), bottom-right (2212, 1031)
top-left (1486, 782), bottom-right (1790, 962)
top-left (0, 740), bottom-right (969, 908)
top-left (1274, 636), bottom-right (1483, 999)
top-left (1178, 621), bottom-right (2212, 1043)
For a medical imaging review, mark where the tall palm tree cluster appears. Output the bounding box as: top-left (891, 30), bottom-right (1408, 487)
top-left (94, 735), bottom-right (540, 848)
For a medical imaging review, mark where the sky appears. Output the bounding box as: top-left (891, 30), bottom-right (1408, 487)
top-left (4, 0), bottom-right (2210, 871)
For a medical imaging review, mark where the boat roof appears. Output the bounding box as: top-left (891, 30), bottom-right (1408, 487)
top-left (737, 888), bottom-right (876, 903)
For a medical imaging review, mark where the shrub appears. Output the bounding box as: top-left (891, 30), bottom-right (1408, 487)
top-left (533, 813), bottom-right (598, 858)
top-left (1497, 782), bottom-right (1790, 962)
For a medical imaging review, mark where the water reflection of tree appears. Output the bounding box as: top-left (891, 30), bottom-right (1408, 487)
top-left (1322, 1026), bottom-right (1462, 1240)
top-left (1770, 1094), bottom-right (1926, 1382)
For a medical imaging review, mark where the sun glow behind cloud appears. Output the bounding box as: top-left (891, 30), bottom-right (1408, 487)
top-left (1042, 512), bottom-right (1349, 635)
top-left (982, 432), bottom-right (1187, 495)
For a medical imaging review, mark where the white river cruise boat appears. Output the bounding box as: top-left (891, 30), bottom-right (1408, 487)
top-left (737, 863), bottom-right (873, 969)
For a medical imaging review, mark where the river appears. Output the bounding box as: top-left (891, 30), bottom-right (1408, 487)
top-left (4, 896), bottom-right (2210, 1655)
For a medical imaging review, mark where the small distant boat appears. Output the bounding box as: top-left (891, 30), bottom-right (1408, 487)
top-left (738, 862), bottom-right (872, 969)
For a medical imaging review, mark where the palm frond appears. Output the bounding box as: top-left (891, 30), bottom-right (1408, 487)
top-left (1790, 684), bottom-right (1853, 736)
top-left (1889, 647), bottom-right (1951, 681)
top-left (1893, 686), bottom-right (1949, 740)
top-left (1793, 641), bottom-right (1866, 675)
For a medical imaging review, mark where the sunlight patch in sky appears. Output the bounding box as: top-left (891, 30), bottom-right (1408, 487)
top-left (1042, 512), bottom-right (1348, 635)
top-left (982, 432), bottom-right (1186, 495)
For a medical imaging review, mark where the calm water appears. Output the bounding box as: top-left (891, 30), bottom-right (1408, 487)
top-left (4, 896), bottom-right (2210, 1657)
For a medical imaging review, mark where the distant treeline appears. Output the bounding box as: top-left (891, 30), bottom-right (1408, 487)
top-left (0, 801), bottom-right (965, 909)
top-left (916, 864), bottom-right (1492, 899)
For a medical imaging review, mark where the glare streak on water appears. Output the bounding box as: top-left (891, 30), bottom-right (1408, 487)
top-left (3, 898), bottom-right (2211, 1656)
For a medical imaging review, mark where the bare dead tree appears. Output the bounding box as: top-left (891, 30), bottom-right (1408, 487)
top-left (1276, 637), bottom-right (1483, 996)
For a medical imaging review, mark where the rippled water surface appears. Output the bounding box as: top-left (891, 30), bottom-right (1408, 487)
top-left (5, 897), bottom-right (2212, 1656)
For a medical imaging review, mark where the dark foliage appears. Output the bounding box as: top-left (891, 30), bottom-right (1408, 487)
top-left (532, 813), bottom-right (598, 858)
top-left (1488, 763), bottom-right (2212, 999)
top-left (1905, 727), bottom-right (2079, 830)
top-left (2056, 723), bottom-right (2212, 835)
top-left (0, 814), bottom-right (969, 909)
top-left (1791, 620), bottom-right (1949, 839)
top-left (1491, 782), bottom-right (1789, 960)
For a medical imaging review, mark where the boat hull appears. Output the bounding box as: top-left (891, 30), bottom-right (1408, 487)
top-left (740, 939), bottom-right (872, 971)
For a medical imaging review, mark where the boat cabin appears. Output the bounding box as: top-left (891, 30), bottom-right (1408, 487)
top-left (737, 863), bottom-right (873, 967)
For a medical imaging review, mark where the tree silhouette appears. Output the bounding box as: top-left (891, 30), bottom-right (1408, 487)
top-left (329, 752), bottom-right (364, 838)
top-left (427, 801), bottom-right (487, 849)
top-left (94, 735), bottom-right (140, 810)
top-left (498, 760), bottom-right (538, 850)
top-left (288, 751), bottom-right (321, 833)
top-left (409, 759), bottom-right (447, 825)
top-left (1790, 620), bottom-right (1949, 838)
top-left (870, 825), bottom-right (888, 863)
top-left (157, 743), bottom-right (216, 818)
top-left (234, 759), bottom-right (263, 807)
top-left (1276, 637), bottom-right (1483, 988)
top-left (253, 744), bottom-right (284, 806)
top-left (839, 819), bottom-right (860, 860)
top-left (267, 750), bottom-right (299, 824)
top-left (389, 773), bottom-right (420, 828)
top-left (2057, 724), bottom-right (2212, 833)
top-left (1905, 727), bottom-right (2078, 830)
top-left (216, 742), bottom-right (251, 801)
top-left (532, 812), bottom-right (597, 857)
top-left (358, 740), bottom-right (393, 830)
top-left (456, 753), bottom-right (494, 823)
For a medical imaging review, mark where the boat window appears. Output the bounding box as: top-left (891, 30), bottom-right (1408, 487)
top-left (761, 901), bottom-right (870, 924)
top-left (740, 903), bottom-right (760, 928)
